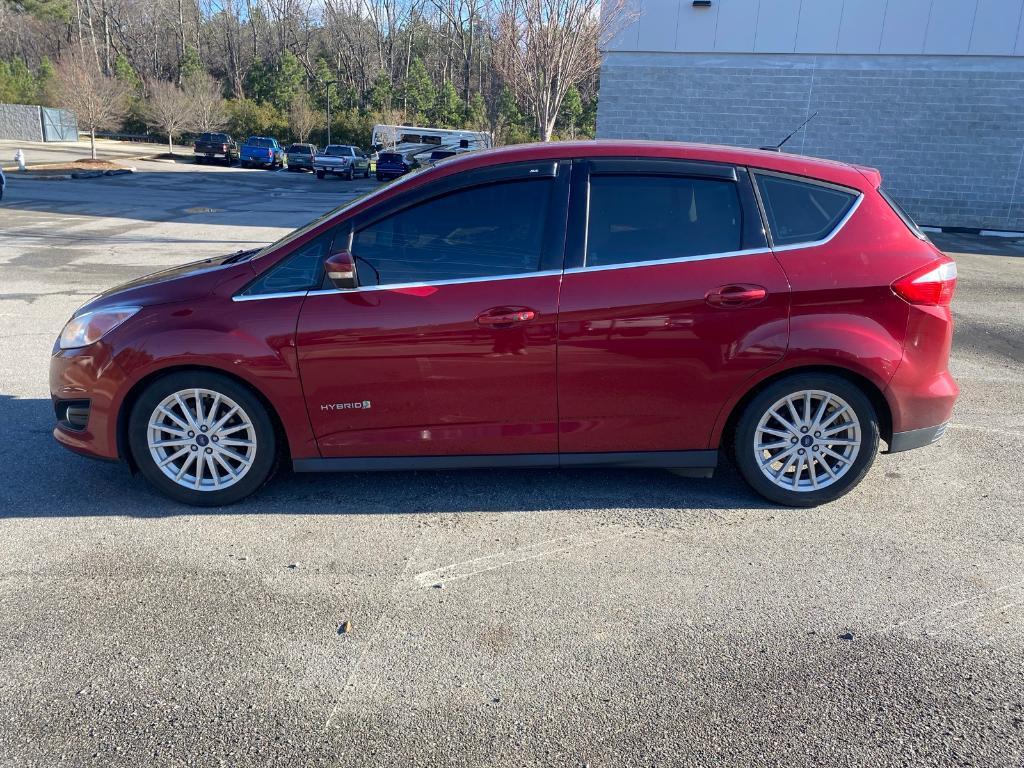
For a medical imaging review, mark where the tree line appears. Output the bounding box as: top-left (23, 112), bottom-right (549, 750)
top-left (1, 0), bottom-right (631, 154)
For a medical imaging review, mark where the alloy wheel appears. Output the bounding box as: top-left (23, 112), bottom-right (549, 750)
top-left (753, 389), bottom-right (862, 492)
top-left (146, 388), bottom-right (257, 492)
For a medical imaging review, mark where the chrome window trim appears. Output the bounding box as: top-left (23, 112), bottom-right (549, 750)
top-left (751, 169), bottom-right (864, 251)
top-left (307, 268), bottom-right (564, 295)
top-left (232, 290), bottom-right (309, 302)
top-left (564, 247), bottom-right (772, 275)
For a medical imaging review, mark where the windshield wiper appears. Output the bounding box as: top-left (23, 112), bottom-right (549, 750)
top-left (224, 248), bottom-right (261, 264)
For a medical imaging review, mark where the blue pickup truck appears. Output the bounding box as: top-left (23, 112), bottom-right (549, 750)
top-left (240, 136), bottom-right (286, 169)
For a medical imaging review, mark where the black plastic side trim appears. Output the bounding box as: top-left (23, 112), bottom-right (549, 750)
top-left (293, 450), bottom-right (718, 473)
top-left (886, 422), bottom-right (949, 454)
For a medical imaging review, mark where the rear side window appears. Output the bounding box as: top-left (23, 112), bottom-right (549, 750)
top-left (879, 188), bottom-right (927, 239)
top-left (353, 179), bottom-right (552, 286)
top-left (755, 173), bottom-right (858, 247)
top-left (585, 175), bottom-right (742, 267)
top-left (241, 231), bottom-right (335, 296)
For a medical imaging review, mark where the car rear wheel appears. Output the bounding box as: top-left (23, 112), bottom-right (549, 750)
top-left (316, 170), bottom-right (325, 179)
top-left (733, 374), bottom-right (879, 507)
top-left (128, 372), bottom-right (278, 506)
top-left (345, 166), bottom-right (354, 180)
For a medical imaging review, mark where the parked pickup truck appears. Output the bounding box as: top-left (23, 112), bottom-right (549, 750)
top-left (193, 132), bottom-right (239, 165)
top-left (313, 145), bottom-right (370, 180)
top-left (240, 136), bottom-right (285, 169)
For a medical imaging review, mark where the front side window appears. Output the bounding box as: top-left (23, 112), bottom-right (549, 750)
top-left (586, 175), bottom-right (743, 267)
top-left (241, 230), bottom-right (336, 296)
top-left (352, 179), bottom-right (553, 286)
top-left (755, 173), bottom-right (858, 247)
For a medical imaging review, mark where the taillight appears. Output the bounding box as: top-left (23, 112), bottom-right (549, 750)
top-left (222, 144), bottom-right (228, 151)
top-left (891, 258), bottom-right (957, 306)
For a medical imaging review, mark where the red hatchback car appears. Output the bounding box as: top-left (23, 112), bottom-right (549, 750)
top-left (51, 141), bottom-right (958, 507)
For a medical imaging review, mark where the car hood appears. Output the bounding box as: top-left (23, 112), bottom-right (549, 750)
top-left (76, 251), bottom-right (258, 315)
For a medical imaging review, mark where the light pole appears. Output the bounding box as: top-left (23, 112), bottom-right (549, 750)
top-left (325, 80), bottom-right (336, 146)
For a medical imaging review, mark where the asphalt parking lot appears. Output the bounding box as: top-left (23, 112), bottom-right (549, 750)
top-left (1, 161), bottom-right (1022, 767)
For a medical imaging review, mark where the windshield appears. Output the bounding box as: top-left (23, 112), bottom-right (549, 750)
top-left (324, 146), bottom-right (354, 157)
top-left (247, 138), bottom-right (274, 148)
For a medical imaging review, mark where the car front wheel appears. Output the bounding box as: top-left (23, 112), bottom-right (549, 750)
top-left (128, 372), bottom-right (278, 506)
top-left (733, 374), bottom-right (879, 507)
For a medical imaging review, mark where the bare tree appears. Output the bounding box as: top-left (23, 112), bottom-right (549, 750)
top-left (288, 92), bottom-right (319, 142)
top-left (185, 72), bottom-right (228, 131)
top-left (56, 53), bottom-right (130, 160)
top-left (493, 0), bottom-right (631, 141)
top-left (144, 79), bottom-right (197, 153)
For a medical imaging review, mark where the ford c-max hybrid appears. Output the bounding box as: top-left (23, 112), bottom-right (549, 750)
top-left (51, 141), bottom-right (958, 507)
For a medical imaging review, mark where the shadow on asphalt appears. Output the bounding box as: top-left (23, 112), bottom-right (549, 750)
top-left (931, 232), bottom-right (1024, 258)
top-left (0, 395), bottom-right (773, 518)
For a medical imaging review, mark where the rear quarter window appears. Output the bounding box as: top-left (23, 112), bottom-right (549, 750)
top-left (755, 173), bottom-right (858, 247)
top-left (879, 188), bottom-right (928, 240)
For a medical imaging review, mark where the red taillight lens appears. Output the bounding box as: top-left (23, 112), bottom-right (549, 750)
top-left (892, 258), bottom-right (957, 306)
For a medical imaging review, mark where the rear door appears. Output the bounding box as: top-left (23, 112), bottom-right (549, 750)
top-left (296, 161), bottom-right (570, 458)
top-left (556, 159), bottom-right (791, 456)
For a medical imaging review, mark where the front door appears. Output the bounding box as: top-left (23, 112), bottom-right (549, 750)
top-left (556, 159), bottom-right (791, 455)
top-left (296, 161), bottom-right (569, 458)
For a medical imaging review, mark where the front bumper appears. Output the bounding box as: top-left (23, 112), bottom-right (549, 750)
top-left (50, 343), bottom-right (126, 461)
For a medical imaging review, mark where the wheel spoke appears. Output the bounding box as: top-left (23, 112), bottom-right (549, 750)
top-left (808, 456), bottom-right (819, 488)
top-left (757, 440), bottom-right (790, 451)
top-left (820, 405), bottom-right (848, 429)
top-left (210, 405), bottom-right (239, 433)
top-left (820, 446), bottom-right (850, 464)
top-left (174, 393), bottom-right (199, 431)
top-left (785, 397), bottom-right (803, 429)
top-left (194, 389), bottom-right (205, 425)
top-left (194, 452), bottom-right (205, 489)
top-left (810, 395), bottom-right (829, 429)
top-left (793, 455), bottom-right (805, 487)
top-left (151, 438), bottom-right (190, 448)
top-left (157, 406), bottom-right (189, 431)
top-left (158, 447), bottom-right (188, 468)
top-left (175, 452), bottom-right (196, 481)
top-left (216, 445), bottom-right (252, 466)
top-left (774, 452), bottom-right (798, 481)
top-left (770, 409), bottom-right (800, 435)
top-left (758, 426), bottom-right (790, 439)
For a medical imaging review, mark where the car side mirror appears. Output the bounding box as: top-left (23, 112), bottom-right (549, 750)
top-left (324, 250), bottom-right (357, 290)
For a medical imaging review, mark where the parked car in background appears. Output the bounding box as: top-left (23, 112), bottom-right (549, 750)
top-left (193, 133), bottom-right (239, 165)
top-left (285, 143), bottom-right (317, 172)
top-left (240, 137), bottom-right (285, 169)
top-left (50, 141), bottom-right (958, 507)
top-left (313, 145), bottom-right (370, 180)
top-left (423, 149), bottom-right (459, 167)
top-left (0, 166), bottom-right (5, 200)
top-left (375, 151), bottom-right (416, 181)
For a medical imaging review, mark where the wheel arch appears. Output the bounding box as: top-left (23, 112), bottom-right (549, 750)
top-left (714, 365), bottom-right (893, 454)
top-left (116, 364), bottom-right (292, 473)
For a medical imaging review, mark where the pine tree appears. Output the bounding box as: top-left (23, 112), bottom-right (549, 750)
top-left (402, 59), bottom-right (435, 123)
top-left (431, 81), bottom-right (462, 127)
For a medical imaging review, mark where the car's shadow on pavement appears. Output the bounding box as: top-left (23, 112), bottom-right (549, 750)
top-left (0, 395), bottom-right (774, 518)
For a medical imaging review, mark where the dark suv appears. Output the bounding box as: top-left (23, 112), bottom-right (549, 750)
top-left (375, 151), bottom-right (415, 181)
top-left (193, 133), bottom-right (239, 165)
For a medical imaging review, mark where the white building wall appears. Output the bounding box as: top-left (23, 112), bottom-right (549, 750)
top-left (608, 0), bottom-right (1024, 56)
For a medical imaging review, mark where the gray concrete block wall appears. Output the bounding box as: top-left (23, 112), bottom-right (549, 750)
top-left (596, 52), bottom-right (1024, 231)
top-left (0, 103), bottom-right (43, 142)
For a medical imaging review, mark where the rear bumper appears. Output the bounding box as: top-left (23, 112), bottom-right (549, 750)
top-left (887, 421), bottom-right (949, 453)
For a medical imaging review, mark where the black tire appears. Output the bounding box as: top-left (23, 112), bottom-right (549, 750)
top-left (128, 371), bottom-right (278, 507)
top-left (316, 170), bottom-right (325, 179)
top-left (363, 167), bottom-right (370, 179)
top-left (733, 373), bottom-right (879, 507)
top-left (195, 156), bottom-right (203, 164)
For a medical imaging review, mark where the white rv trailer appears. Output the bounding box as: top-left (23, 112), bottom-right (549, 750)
top-left (371, 124), bottom-right (492, 163)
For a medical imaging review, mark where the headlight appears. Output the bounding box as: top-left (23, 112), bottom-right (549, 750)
top-left (59, 306), bottom-right (140, 350)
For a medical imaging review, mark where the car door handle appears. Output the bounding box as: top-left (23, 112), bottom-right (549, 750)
top-left (705, 284), bottom-right (768, 308)
top-left (476, 308), bottom-right (537, 327)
